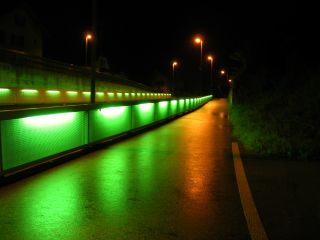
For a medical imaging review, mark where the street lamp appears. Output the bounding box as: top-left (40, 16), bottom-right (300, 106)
top-left (220, 69), bottom-right (229, 82)
top-left (221, 69), bottom-right (233, 104)
top-left (172, 61), bottom-right (178, 88)
top-left (207, 55), bottom-right (214, 93)
top-left (85, 33), bottom-right (92, 65)
top-left (194, 37), bottom-right (203, 69)
top-left (171, 61), bottom-right (178, 95)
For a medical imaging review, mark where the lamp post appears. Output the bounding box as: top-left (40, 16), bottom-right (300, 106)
top-left (194, 37), bottom-right (203, 69)
top-left (85, 33), bottom-right (92, 66)
top-left (172, 61), bottom-right (178, 94)
top-left (172, 61), bottom-right (178, 81)
top-left (207, 55), bottom-right (214, 94)
top-left (221, 69), bottom-right (233, 105)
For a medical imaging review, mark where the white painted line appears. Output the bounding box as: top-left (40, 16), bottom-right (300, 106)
top-left (232, 142), bottom-right (269, 240)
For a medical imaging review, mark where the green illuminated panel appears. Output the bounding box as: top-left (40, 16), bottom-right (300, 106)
top-left (1, 112), bottom-right (87, 170)
top-left (96, 92), bottom-right (104, 97)
top-left (46, 90), bottom-right (60, 101)
top-left (67, 91), bottom-right (78, 95)
top-left (83, 92), bottom-right (91, 97)
top-left (169, 100), bottom-right (178, 116)
top-left (0, 88), bottom-right (11, 102)
top-left (66, 91), bottom-right (78, 99)
top-left (132, 103), bottom-right (155, 128)
top-left (46, 90), bottom-right (60, 95)
top-left (185, 99), bottom-right (190, 111)
top-left (178, 99), bottom-right (185, 113)
top-left (0, 88), bottom-right (10, 93)
top-left (20, 89), bottom-right (39, 101)
top-left (21, 89), bottom-right (38, 94)
top-left (156, 101), bottom-right (169, 121)
top-left (89, 106), bottom-right (131, 142)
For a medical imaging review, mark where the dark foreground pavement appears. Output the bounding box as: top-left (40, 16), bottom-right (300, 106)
top-left (242, 157), bottom-right (320, 239)
top-left (0, 99), bottom-right (250, 240)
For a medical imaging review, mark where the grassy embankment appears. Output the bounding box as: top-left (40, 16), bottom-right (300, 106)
top-left (229, 73), bottom-right (320, 160)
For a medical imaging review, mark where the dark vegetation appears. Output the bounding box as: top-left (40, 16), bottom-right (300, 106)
top-left (229, 5), bottom-right (320, 160)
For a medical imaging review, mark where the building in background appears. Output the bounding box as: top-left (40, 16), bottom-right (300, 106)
top-left (0, 4), bottom-right (43, 57)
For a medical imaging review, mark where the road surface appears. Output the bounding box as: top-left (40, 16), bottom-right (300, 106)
top-left (0, 99), bottom-right (250, 239)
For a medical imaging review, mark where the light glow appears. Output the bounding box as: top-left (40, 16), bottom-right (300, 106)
top-left (195, 38), bottom-right (201, 43)
top-left (46, 90), bottom-right (60, 95)
top-left (86, 34), bottom-right (92, 40)
top-left (21, 89), bottom-right (38, 93)
top-left (23, 112), bottom-right (76, 127)
top-left (0, 88), bottom-right (10, 92)
top-left (138, 103), bottom-right (153, 111)
top-left (99, 107), bottom-right (126, 117)
top-left (67, 91), bottom-right (78, 95)
top-left (159, 101), bottom-right (168, 108)
top-left (171, 100), bottom-right (177, 105)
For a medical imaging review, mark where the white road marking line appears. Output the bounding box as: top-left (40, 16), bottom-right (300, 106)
top-left (232, 142), bottom-right (269, 240)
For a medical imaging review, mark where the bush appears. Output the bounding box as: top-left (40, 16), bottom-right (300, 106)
top-left (230, 73), bottom-right (320, 160)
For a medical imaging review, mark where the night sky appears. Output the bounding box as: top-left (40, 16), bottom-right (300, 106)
top-left (4, 1), bottom-right (318, 88)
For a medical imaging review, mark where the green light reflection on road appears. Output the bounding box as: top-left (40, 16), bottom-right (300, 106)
top-left (96, 149), bottom-right (129, 214)
top-left (22, 173), bottom-right (81, 240)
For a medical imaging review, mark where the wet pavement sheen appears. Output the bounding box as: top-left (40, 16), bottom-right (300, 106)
top-left (0, 99), bottom-right (249, 239)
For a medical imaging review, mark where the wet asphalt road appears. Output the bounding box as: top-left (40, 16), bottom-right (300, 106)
top-left (0, 99), bottom-right (250, 239)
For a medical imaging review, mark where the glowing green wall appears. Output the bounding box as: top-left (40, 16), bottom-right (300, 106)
top-left (89, 106), bottom-right (131, 142)
top-left (156, 101), bottom-right (169, 121)
top-left (0, 96), bottom-right (212, 173)
top-left (169, 100), bottom-right (178, 116)
top-left (132, 103), bottom-right (155, 128)
top-left (178, 99), bottom-right (185, 113)
top-left (1, 112), bottom-right (87, 170)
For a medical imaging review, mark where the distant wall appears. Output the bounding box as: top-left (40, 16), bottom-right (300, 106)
top-left (0, 61), bottom-right (151, 92)
top-left (0, 49), bottom-right (168, 104)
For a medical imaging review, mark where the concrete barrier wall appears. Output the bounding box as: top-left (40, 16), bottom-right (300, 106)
top-left (0, 96), bottom-right (212, 176)
top-left (0, 49), bottom-right (167, 104)
top-left (0, 87), bottom-right (171, 104)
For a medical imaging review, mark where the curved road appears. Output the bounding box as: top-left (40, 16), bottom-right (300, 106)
top-left (0, 99), bottom-right (250, 239)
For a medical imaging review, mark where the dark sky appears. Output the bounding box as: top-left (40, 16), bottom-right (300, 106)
top-left (6, 1), bottom-right (317, 86)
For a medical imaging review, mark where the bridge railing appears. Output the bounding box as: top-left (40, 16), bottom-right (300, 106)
top-left (0, 95), bottom-right (212, 178)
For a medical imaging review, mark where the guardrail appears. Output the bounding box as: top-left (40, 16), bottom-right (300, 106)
top-left (0, 95), bottom-right (212, 178)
